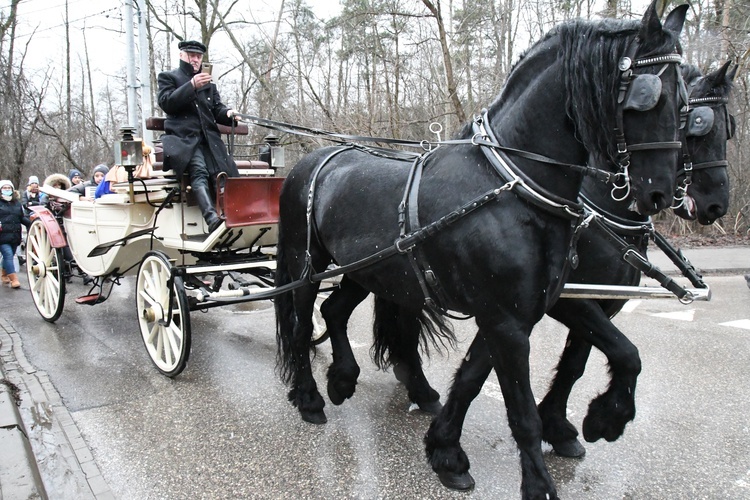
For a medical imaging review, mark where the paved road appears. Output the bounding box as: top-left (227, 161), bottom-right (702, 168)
top-left (1, 249), bottom-right (750, 498)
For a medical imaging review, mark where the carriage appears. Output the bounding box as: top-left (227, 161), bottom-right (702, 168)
top-left (24, 120), bottom-right (332, 377)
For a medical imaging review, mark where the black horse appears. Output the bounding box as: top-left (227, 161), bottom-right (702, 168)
top-left (536, 60), bottom-right (737, 458)
top-left (275, 3), bottom-right (688, 498)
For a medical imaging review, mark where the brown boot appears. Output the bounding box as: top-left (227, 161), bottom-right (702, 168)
top-left (1, 269), bottom-right (9, 285)
top-left (8, 273), bottom-right (21, 289)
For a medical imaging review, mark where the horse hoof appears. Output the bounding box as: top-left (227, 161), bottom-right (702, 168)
top-left (301, 410), bottom-right (327, 425)
top-left (328, 385), bottom-right (345, 405)
top-left (552, 439), bottom-right (586, 458)
top-left (417, 399), bottom-right (443, 415)
top-left (437, 471), bottom-right (475, 491)
top-left (393, 362), bottom-right (411, 384)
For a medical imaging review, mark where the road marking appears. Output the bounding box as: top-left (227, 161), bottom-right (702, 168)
top-left (621, 299), bottom-right (642, 313)
top-left (650, 309), bottom-right (695, 321)
top-left (719, 319), bottom-right (750, 330)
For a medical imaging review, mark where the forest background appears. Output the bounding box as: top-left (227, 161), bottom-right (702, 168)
top-left (0, 0), bottom-right (748, 238)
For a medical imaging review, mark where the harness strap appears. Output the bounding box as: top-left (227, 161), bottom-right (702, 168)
top-left (651, 231), bottom-right (707, 289)
top-left (587, 216), bottom-right (693, 300)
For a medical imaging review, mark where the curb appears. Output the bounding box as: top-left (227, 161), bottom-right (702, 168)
top-left (0, 320), bottom-right (47, 499)
top-left (0, 318), bottom-right (115, 499)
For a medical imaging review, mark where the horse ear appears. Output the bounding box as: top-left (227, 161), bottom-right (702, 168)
top-left (727, 63), bottom-right (738, 83)
top-left (639, 0), bottom-right (663, 40)
top-left (703, 61), bottom-right (734, 90)
top-left (662, 4), bottom-right (689, 37)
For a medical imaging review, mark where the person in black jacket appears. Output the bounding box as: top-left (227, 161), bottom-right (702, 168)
top-left (157, 39), bottom-right (240, 233)
top-left (0, 180), bottom-right (31, 289)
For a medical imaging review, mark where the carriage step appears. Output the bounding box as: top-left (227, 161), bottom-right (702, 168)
top-left (75, 294), bottom-right (106, 305)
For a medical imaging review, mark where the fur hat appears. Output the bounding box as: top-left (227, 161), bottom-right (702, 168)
top-left (44, 173), bottom-right (72, 190)
top-left (28, 175), bottom-right (40, 186)
top-left (178, 40), bottom-right (206, 54)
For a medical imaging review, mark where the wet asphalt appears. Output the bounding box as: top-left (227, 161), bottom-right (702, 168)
top-left (1, 248), bottom-right (750, 499)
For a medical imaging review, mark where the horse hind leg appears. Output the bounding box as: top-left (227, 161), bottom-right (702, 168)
top-left (287, 283), bottom-right (329, 424)
top-left (373, 298), bottom-right (443, 414)
top-left (321, 276), bottom-right (369, 405)
top-left (425, 334), bottom-right (493, 491)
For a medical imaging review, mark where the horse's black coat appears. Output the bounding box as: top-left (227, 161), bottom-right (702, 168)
top-left (275, 2), bottom-right (688, 498)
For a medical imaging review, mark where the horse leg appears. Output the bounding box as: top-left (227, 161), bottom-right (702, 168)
top-left (537, 333), bottom-right (592, 458)
top-left (286, 283), bottom-right (329, 424)
top-left (373, 298), bottom-right (442, 414)
top-left (425, 334), bottom-right (493, 491)
top-left (546, 300), bottom-right (640, 445)
top-left (321, 276), bottom-right (369, 405)
top-left (482, 321), bottom-right (559, 500)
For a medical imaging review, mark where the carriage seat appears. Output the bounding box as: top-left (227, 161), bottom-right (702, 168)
top-left (145, 116), bottom-right (272, 175)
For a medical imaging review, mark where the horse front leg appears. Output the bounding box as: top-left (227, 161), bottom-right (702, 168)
top-left (288, 284), bottom-right (328, 424)
top-left (425, 334), bottom-right (493, 491)
top-left (321, 276), bottom-right (369, 405)
top-left (537, 332), bottom-right (592, 457)
top-left (373, 298), bottom-right (442, 414)
top-left (546, 299), bottom-right (640, 446)
top-left (482, 319), bottom-right (558, 500)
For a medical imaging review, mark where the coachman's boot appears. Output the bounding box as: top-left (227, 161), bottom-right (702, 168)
top-left (192, 183), bottom-right (223, 233)
top-left (8, 273), bottom-right (21, 289)
top-left (1, 269), bottom-right (9, 285)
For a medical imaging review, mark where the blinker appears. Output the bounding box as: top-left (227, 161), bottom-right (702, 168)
top-left (623, 74), bottom-right (662, 111)
top-left (727, 113), bottom-right (736, 140)
top-left (685, 107), bottom-right (714, 137)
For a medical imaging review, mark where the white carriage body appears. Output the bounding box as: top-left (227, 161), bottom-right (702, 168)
top-left (61, 173), bottom-right (279, 278)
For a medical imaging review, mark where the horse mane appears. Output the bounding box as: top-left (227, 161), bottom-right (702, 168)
top-left (557, 17), bottom-right (679, 165)
top-left (471, 16), bottom-right (682, 166)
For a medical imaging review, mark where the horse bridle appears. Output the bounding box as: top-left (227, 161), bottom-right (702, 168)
top-left (672, 93), bottom-right (734, 208)
top-left (611, 41), bottom-right (685, 202)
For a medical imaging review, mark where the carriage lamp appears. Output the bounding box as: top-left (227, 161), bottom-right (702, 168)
top-left (260, 134), bottom-right (285, 169)
top-left (114, 127), bottom-right (143, 168)
top-left (114, 127), bottom-right (143, 202)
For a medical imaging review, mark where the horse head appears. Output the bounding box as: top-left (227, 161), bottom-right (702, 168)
top-left (607, 2), bottom-right (689, 215)
top-left (673, 61), bottom-right (737, 224)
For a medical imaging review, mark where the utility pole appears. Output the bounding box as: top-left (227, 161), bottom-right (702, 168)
top-left (124, 0), bottom-right (139, 130)
top-left (136, 0), bottom-right (153, 143)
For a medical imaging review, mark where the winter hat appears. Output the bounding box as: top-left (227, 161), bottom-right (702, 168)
top-left (68, 168), bottom-right (83, 181)
top-left (92, 164), bottom-right (109, 177)
top-left (28, 175), bottom-right (40, 186)
top-left (0, 179), bottom-right (13, 190)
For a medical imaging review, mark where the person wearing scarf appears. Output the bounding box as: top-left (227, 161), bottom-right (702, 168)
top-left (0, 180), bottom-right (31, 288)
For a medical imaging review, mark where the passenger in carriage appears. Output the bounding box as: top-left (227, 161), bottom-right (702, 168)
top-left (156, 39), bottom-right (240, 234)
top-left (68, 164), bottom-right (109, 201)
top-left (21, 175), bottom-right (47, 216)
top-left (68, 169), bottom-right (83, 187)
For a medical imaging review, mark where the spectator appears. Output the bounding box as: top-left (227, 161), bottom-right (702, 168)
top-left (68, 164), bottom-right (109, 200)
top-left (21, 175), bottom-right (47, 215)
top-left (0, 180), bottom-right (31, 289)
top-left (43, 173), bottom-right (72, 206)
top-left (157, 39), bottom-right (240, 233)
top-left (68, 169), bottom-right (83, 186)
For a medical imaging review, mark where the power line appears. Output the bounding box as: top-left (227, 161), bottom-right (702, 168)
top-left (14, 7), bottom-right (121, 40)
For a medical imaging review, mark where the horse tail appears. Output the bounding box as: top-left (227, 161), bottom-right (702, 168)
top-left (274, 231), bottom-right (297, 385)
top-left (371, 296), bottom-right (456, 370)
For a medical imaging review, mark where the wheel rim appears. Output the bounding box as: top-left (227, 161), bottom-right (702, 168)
top-left (136, 253), bottom-right (190, 376)
top-left (26, 220), bottom-right (65, 321)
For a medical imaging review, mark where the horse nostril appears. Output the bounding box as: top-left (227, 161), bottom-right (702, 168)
top-left (651, 192), bottom-right (669, 213)
top-left (707, 203), bottom-right (727, 220)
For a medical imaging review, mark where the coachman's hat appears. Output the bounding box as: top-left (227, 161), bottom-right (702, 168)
top-left (178, 40), bottom-right (206, 54)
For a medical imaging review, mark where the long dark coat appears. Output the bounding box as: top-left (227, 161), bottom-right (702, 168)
top-left (157, 59), bottom-right (239, 178)
top-left (0, 194), bottom-right (31, 246)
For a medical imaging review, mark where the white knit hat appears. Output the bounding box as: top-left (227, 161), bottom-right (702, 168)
top-left (0, 179), bottom-right (14, 190)
top-left (28, 175), bottom-right (40, 185)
